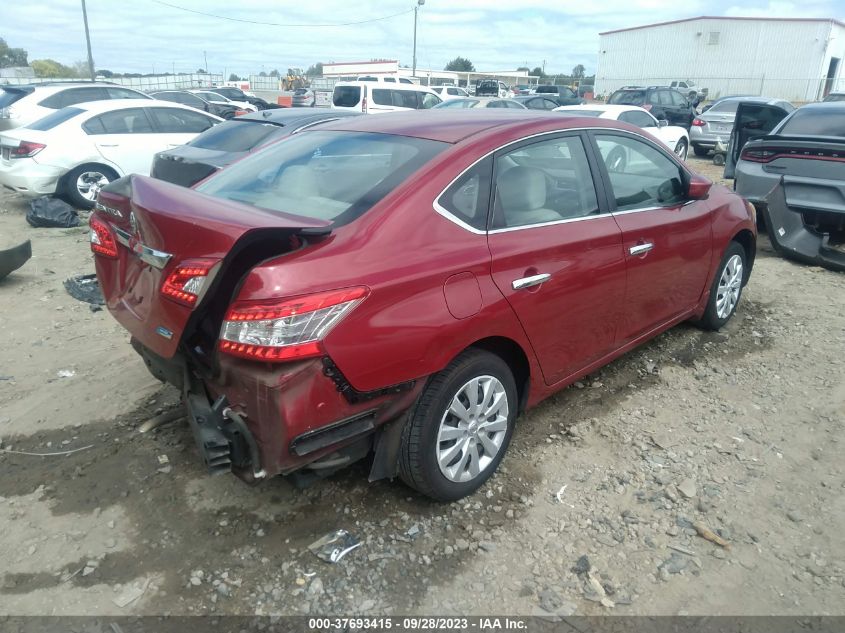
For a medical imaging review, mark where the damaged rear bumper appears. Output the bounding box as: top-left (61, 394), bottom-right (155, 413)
top-left (759, 178), bottom-right (845, 272)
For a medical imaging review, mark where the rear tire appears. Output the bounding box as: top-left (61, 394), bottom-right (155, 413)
top-left (399, 349), bottom-right (517, 501)
top-left (693, 144), bottom-right (709, 157)
top-left (693, 241), bottom-right (747, 331)
top-left (63, 163), bottom-right (118, 209)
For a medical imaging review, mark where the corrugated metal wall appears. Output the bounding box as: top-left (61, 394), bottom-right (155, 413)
top-left (595, 18), bottom-right (845, 102)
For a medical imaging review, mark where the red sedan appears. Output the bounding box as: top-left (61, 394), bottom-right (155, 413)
top-left (91, 110), bottom-right (756, 501)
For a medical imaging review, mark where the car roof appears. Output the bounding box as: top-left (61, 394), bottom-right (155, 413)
top-left (714, 95), bottom-right (789, 105)
top-left (72, 98), bottom-right (218, 115)
top-left (237, 109), bottom-right (361, 125)
top-left (796, 101), bottom-right (845, 110)
top-left (310, 109), bottom-right (613, 144)
top-left (333, 81), bottom-right (435, 93)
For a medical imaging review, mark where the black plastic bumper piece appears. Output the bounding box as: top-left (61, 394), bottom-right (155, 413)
top-left (0, 239), bottom-right (31, 281)
top-left (763, 178), bottom-right (845, 272)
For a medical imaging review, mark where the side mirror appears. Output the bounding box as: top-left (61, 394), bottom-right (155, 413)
top-left (687, 174), bottom-right (712, 200)
top-left (657, 119), bottom-right (668, 128)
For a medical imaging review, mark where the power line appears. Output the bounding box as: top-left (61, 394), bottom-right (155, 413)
top-left (151, 0), bottom-right (414, 27)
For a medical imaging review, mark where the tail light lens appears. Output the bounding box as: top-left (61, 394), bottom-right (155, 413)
top-left (740, 148), bottom-right (778, 163)
top-left (89, 215), bottom-right (118, 258)
top-left (161, 259), bottom-right (217, 307)
top-left (10, 141), bottom-right (46, 158)
top-left (234, 109), bottom-right (248, 116)
top-left (691, 118), bottom-right (706, 127)
top-left (219, 286), bottom-right (368, 362)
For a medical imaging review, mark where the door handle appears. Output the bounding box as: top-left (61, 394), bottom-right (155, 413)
top-left (629, 243), bottom-right (654, 256)
top-left (512, 273), bottom-right (551, 290)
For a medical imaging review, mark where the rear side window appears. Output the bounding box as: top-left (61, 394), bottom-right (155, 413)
top-left (372, 89), bottom-right (392, 106)
top-left (333, 86), bottom-right (361, 107)
top-left (669, 91), bottom-right (687, 106)
top-left (196, 131), bottom-right (446, 226)
top-left (83, 108), bottom-right (152, 134)
top-left (0, 87), bottom-right (33, 108)
top-left (40, 87), bottom-right (109, 109)
top-left (399, 78), bottom-right (413, 84)
top-left (535, 86), bottom-right (556, 94)
top-left (149, 107), bottom-right (215, 133)
top-left (395, 91), bottom-right (419, 109)
top-left (437, 157), bottom-right (493, 231)
top-left (190, 120), bottom-right (282, 152)
top-left (779, 108), bottom-right (845, 137)
top-left (609, 90), bottom-right (645, 105)
top-left (619, 110), bottom-right (656, 128)
top-left (27, 107), bottom-right (84, 131)
top-left (106, 87), bottom-right (149, 99)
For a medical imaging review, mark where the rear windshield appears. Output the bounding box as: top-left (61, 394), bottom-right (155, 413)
top-left (27, 107), bottom-right (84, 131)
top-left (333, 86), bottom-right (361, 107)
top-left (535, 86), bottom-right (557, 93)
top-left (189, 120), bottom-right (283, 152)
top-left (779, 108), bottom-right (845, 137)
top-left (708, 100), bottom-right (741, 114)
top-left (609, 90), bottom-right (645, 105)
top-left (196, 131), bottom-right (446, 226)
top-left (0, 87), bottom-right (33, 109)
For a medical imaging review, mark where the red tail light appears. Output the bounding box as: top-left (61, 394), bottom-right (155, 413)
top-left (10, 141), bottom-right (46, 158)
top-left (692, 118), bottom-right (706, 126)
top-left (161, 259), bottom-right (217, 307)
top-left (234, 109), bottom-right (248, 116)
top-left (89, 215), bottom-right (118, 258)
top-left (740, 148), bottom-right (778, 163)
top-left (219, 286), bottom-right (368, 362)
top-left (642, 104), bottom-right (652, 112)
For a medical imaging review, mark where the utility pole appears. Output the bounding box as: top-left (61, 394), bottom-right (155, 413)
top-left (203, 51), bottom-right (208, 73)
top-left (81, 0), bottom-right (96, 81)
top-left (412, 0), bottom-right (424, 78)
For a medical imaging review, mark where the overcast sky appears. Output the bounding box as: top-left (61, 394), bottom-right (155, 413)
top-left (4, 0), bottom-right (844, 77)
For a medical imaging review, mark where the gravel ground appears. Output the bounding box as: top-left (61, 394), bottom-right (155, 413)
top-left (0, 156), bottom-right (843, 617)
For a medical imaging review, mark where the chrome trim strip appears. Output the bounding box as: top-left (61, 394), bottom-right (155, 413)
top-left (114, 227), bottom-right (173, 270)
top-left (512, 273), bottom-right (551, 290)
top-left (431, 126), bottom-right (675, 234)
top-left (488, 212), bottom-right (611, 234)
top-left (629, 243), bottom-right (654, 256)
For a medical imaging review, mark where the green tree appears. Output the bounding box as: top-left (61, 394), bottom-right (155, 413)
top-left (531, 66), bottom-right (545, 79)
top-left (97, 69), bottom-right (114, 78)
top-left (516, 66), bottom-right (530, 72)
top-left (444, 57), bottom-right (475, 72)
top-left (0, 38), bottom-right (28, 68)
top-left (572, 64), bottom-right (585, 79)
top-left (196, 68), bottom-right (206, 74)
top-left (305, 62), bottom-right (323, 76)
top-left (269, 69), bottom-right (280, 77)
top-left (31, 59), bottom-right (77, 78)
top-left (228, 73), bottom-right (240, 81)
top-left (258, 71), bottom-right (267, 77)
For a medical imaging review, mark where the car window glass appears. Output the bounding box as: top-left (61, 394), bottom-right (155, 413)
top-left (27, 107), bottom-right (85, 131)
top-left (372, 89), bottom-right (392, 106)
top-left (657, 91), bottom-right (673, 106)
top-left (541, 99), bottom-right (558, 110)
top-left (504, 100), bottom-right (523, 109)
top-left (150, 107), bottom-right (214, 133)
top-left (384, 77), bottom-right (396, 83)
top-left (670, 91), bottom-right (687, 107)
top-left (107, 87), bottom-right (146, 99)
top-left (437, 157), bottom-right (493, 230)
top-left (709, 100), bottom-right (741, 114)
top-left (40, 87), bottom-right (108, 108)
top-left (447, 88), bottom-right (459, 95)
top-left (190, 120), bottom-right (281, 152)
top-left (421, 93), bottom-right (440, 109)
top-left (399, 78), bottom-right (413, 84)
top-left (595, 134), bottom-right (684, 211)
top-left (84, 108), bottom-right (152, 134)
top-left (397, 91), bottom-right (419, 109)
top-left (620, 110), bottom-right (656, 128)
top-left (333, 86), bottom-right (361, 107)
top-left (779, 108), bottom-right (845, 136)
top-left (493, 136), bottom-right (599, 229)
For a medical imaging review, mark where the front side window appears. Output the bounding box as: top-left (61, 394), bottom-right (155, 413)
top-left (421, 93), bottom-right (440, 109)
top-left (436, 157), bottom-right (492, 230)
top-left (197, 131), bottom-right (446, 226)
top-left (595, 134), bottom-right (685, 211)
top-left (620, 110), bottom-right (656, 128)
top-left (670, 91), bottom-right (687, 107)
top-left (149, 107), bottom-right (215, 133)
top-left (492, 136), bottom-right (599, 229)
top-left (83, 108), bottom-right (152, 134)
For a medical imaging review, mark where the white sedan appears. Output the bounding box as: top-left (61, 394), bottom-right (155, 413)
top-left (554, 104), bottom-right (690, 160)
top-left (0, 99), bottom-right (221, 208)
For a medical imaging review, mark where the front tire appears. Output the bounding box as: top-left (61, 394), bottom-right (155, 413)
top-left (399, 349), bottom-right (517, 501)
top-left (674, 138), bottom-right (688, 161)
top-left (63, 163), bottom-right (118, 209)
top-left (694, 241), bottom-right (746, 331)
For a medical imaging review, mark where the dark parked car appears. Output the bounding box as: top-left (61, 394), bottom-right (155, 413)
top-left (150, 90), bottom-right (241, 119)
top-left (823, 92), bottom-right (845, 102)
top-left (728, 101), bottom-right (845, 271)
top-left (210, 86), bottom-right (279, 110)
top-left (475, 79), bottom-right (509, 97)
top-left (151, 108), bottom-right (361, 187)
top-left (608, 86), bottom-right (696, 129)
top-left (92, 110), bottom-right (755, 501)
top-left (534, 85), bottom-right (583, 106)
top-left (511, 95), bottom-right (561, 110)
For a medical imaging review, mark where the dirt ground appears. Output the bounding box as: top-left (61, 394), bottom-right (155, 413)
top-left (0, 156), bottom-right (843, 618)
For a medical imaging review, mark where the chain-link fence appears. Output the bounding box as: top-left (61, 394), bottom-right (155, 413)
top-left (593, 75), bottom-right (845, 104)
top-left (1, 73), bottom-right (224, 91)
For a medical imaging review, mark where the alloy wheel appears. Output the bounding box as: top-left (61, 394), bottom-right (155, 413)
top-left (76, 171), bottom-right (110, 201)
top-left (436, 375), bottom-right (509, 483)
top-left (715, 254), bottom-right (743, 319)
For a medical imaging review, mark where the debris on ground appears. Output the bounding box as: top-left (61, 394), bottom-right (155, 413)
top-left (0, 239), bottom-right (31, 281)
top-left (25, 198), bottom-right (79, 228)
top-left (63, 273), bottom-right (105, 305)
top-left (308, 529), bottom-right (362, 563)
top-left (693, 522), bottom-right (731, 549)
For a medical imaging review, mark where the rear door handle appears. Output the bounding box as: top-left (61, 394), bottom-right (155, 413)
top-left (629, 243), bottom-right (654, 256)
top-left (512, 273), bottom-right (551, 290)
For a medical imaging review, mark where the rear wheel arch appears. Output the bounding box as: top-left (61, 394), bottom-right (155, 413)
top-left (465, 336), bottom-right (531, 414)
top-left (730, 229), bottom-right (756, 284)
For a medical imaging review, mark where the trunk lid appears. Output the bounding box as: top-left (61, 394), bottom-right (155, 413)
top-left (93, 174), bottom-right (331, 359)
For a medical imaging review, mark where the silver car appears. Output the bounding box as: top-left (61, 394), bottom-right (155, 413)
top-left (690, 96), bottom-right (793, 157)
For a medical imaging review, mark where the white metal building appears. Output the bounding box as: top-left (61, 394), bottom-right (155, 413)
top-left (321, 60), bottom-right (535, 88)
top-left (594, 16), bottom-right (845, 102)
